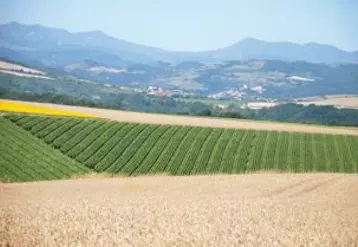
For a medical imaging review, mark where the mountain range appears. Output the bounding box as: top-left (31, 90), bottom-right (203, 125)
top-left (1, 21), bottom-right (357, 68)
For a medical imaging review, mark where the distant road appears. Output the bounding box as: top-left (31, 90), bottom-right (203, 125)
top-left (4, 99), bottom-right (358, 136)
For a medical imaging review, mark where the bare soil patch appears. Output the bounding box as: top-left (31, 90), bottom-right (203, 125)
top-left (246, 102), bottom-right (278, 109)
top-left (6, 100), bottom-right (358, 136)
top-left (1, 174), bottom-right (357, 246)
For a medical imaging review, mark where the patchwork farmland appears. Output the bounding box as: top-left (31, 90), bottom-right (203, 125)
top-left (1, 112), bottom-right (358, 247)
top-left (1, 114), bottom-right (357, 182)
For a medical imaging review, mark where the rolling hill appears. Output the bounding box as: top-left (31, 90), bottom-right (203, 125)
top-left (1, 114), bottom-right (357, 182)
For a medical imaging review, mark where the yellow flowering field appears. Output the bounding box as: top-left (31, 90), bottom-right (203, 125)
top-left (0, 100), bottom-right (94, 118)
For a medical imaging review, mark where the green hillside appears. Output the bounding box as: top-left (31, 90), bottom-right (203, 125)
top-left (1, 114), bottom-right (357, 182)
top-left (0, 117), bottom-right (90, 182)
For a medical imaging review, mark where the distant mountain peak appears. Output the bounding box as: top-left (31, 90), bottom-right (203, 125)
top-left (0, 21), bottom-right (357, 65)
top-left (240, 37), bottom-right (261, 42)
top-left (77, 30), bottom-right (107, 36)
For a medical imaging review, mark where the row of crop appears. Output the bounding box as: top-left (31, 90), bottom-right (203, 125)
top-left (2, 118), bottom-right (87, 173)
top-left (43, 119), bottom-right (83, 144)
top-left (9, 115), bottom-right (54, 134)
top-left (218, 130), bottom-right (238, 173)
top-left (345, 136), bottom-right (358, 173)
top-left (247, 131), bottom-right (267, 171)
top-left (178, 128), bottom-right (213, 175)
top-left (262, 131), bottom-right (279, 170)
top-left (165, 128), bottom-right (202, 174)
top-left (94, 124), bottom-right (148, 172)
top-left (0, 137), bottom-right (64, 179)
top-left (312, 134), bottom-right (327, 171)
top-left (302, 134), bottom-right (312, 172)
top-left (85, 123), bottom-right (138, 169)
top-left (0, 155), bottom-right (24, 182)
top-left (231, 130), bottom-right (255, 173)
top-left (121, 126), bottom-right (171, 174)
top-left (0, 118), bottom-right (88, 181)
top-left (75, 122), bottom-right (125, 165)
top-left (29, 118), bottom-right (60, 134)
top-left (0, 141), bottom-right (42, 181)
top-left (206, 129), bottom-right (234, 173)
top-left (67, 121), bottom-right (114, 159)
top-left (325, 135), bottom-right (340, 172)
top-left (133, 126), bottom-right (181, 175)
top-left (220, 130), bottom-right (245, 174)
top-left (36, 118), bottom-right (73, 139)
top-left (148, 126), bottom-right (192, 173)
top-left (19, 116), bottom-right (49, 131)
top-left (11, 115), bottom-right (38, 126)
top-left (52, 120), bottom-right (94, 148)
top-left (190, 129), bottom-right (223, 174)
top-left (59, 120), bottom-right (104, 153)
top-left (106, 125), bottom-right (159, 173)
top-left (339, 136), bottom-right (355, 173)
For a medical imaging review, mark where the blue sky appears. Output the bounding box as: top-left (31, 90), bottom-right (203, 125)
top-left (1, 0), bottom-right (357, 51)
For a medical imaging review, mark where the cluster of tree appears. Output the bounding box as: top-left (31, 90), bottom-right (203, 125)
top-left (252, 103), bottom-right (358, 126)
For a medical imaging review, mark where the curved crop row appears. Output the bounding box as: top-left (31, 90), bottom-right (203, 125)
top-left (148, 126), bottom-right (192, 173)
top-left (206, 129), bottom-right (234, 173)
top-left (3, 114), bottom-right (358, 181)
top-left (0, 117), bottom-right (89, 182)
top-left (133, 126), bottom-right (180, 175)
top-left (121, 126), bottom-right (171, 174)
top-left (191, 128), bottom-right (223, 174)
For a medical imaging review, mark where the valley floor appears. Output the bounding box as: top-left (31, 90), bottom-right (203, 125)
top-left (1, 173), bottom-right (358, 246)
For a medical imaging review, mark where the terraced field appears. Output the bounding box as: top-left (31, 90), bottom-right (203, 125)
top-left (0, 117), bottom-right (89, 182)
top-left (1, 114), bottom-right (357, 182)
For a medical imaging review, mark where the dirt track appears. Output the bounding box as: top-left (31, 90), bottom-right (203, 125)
top-left (1, 174), bottom-right (357, 246)
top-left (5, 100), bottom-right (358, 136)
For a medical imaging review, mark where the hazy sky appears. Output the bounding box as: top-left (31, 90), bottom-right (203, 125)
top-left (1, 0), bottom-right (357, 51)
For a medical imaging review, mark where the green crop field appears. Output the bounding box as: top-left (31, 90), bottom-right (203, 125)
top-left (0, 117), bottom-right (89, 182)
top-left (1, 114), bottom-right (358, 182)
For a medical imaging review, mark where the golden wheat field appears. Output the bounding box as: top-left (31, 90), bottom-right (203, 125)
top-left (0, 100), bottom-right (93, 118)
top-left (1, 174), bottom-right (358, 247)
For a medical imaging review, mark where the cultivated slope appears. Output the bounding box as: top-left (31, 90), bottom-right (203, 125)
top-left (5, 115), bottom-right (358, 180)
top-left (0, 117), bottom-right (89, 182)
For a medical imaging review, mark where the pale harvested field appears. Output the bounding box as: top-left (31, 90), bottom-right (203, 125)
top-left (247, 102), bottom-right (278, 109)
top-left (298, 96), bottom-right (358, 109)
top-left (1, 174), bottom-right (357, 247)
top-left (0, 60), bottom-right (46, 75)
top-left (5, 100), bottom-right (358, 136)
top-left (0, 69), bottom-right (53, 79)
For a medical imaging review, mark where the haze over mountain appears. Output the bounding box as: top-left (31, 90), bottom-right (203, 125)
top-left (0, 22), bottom-right (357, 68)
